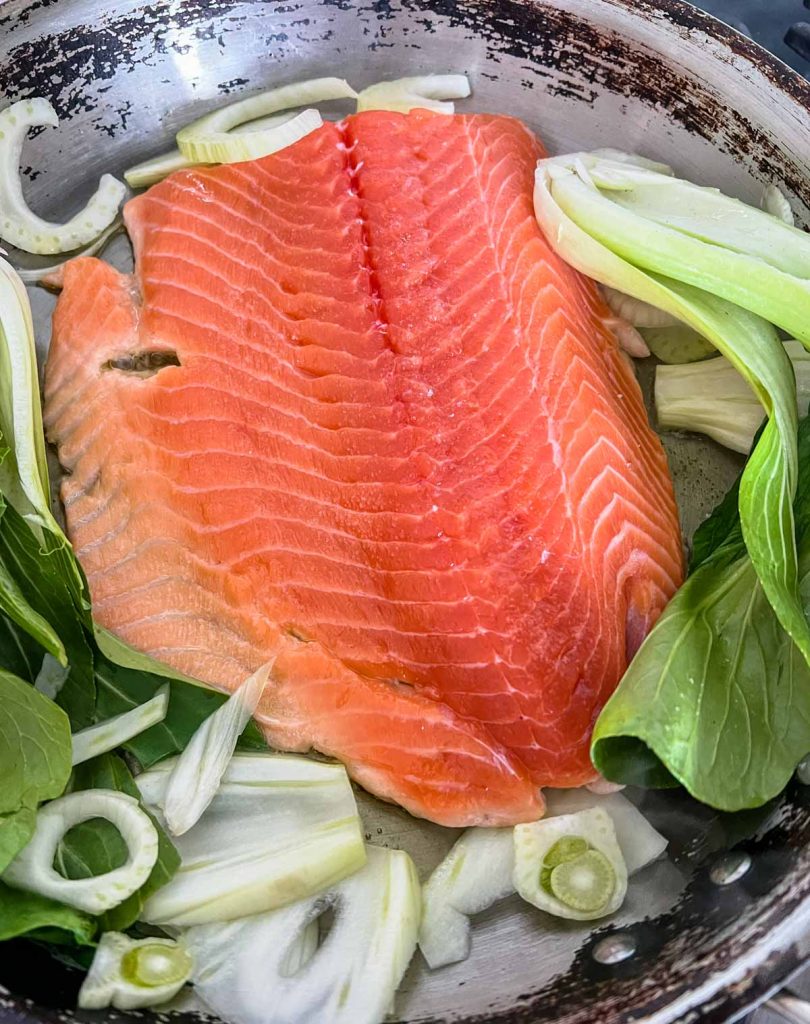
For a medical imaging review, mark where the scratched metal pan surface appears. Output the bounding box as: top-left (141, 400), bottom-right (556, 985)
top-left (1, 0), bottom-right (810, 1022)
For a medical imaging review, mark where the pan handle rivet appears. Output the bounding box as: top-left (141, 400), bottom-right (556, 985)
top-left (592, 934), bottom-right (636, 965)
top-left (709, 851), bottom-right (751, 886)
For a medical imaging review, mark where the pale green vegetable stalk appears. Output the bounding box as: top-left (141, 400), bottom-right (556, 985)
top-left (2, 790), bottom-right (159, 912)
top-left (185, 846), bottom-right (420, 1024)
top-left (79, 932), bottom-right (193, 1010)
top-left (513, 807), bottom-right (628, 921)
top-left (0, 99), bottom-right (126, 254)
top-left (162, 662), bottom-right (271, 835)
top-left (70, 685), bottom-right (170, 766)
top-left (656, 340), bottom-right (810, 454)
top-left (356, 74), bottom-right (470, 114)
top-left (535, 155), bottom-right (808, 668)
top-left (176, 78), bottom-right (356, 164)
top-left (137, 752), bottom-right (366, 926)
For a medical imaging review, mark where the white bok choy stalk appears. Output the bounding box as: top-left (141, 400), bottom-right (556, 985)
top-left (71, 685), bottom-right (169, 766)
top-left (656, 340), bottom-right (810, 454)
top-left (0, 99), bottom-right (126, 254)
top-left (419, 791), bottom-right (666, 967)
top-left (356, 74), bottom-right (470, 114)
top-left (513, 807), bottom-right (627, 921)
top-left (79, 933), bottom-right (193, 1010)
top-left (137, 752), bottom-right (366, 926)
top-left (534, 153), bottom-right (810, 672)
top-left (2, 790), bottom-right (158, 913)
top-left (162, 662), bottom-right (271, 836)
top-left (184, 846), bottom-right (420, 1024)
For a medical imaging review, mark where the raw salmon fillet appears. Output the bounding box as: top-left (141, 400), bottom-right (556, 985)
top-left (44, 110), bottom-right (684, 826)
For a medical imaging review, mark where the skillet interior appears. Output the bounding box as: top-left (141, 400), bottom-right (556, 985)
top-left (1, 1), bottom-right (810, 1021)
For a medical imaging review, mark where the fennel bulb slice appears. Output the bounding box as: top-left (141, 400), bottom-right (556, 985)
top-left (79, 932), bottom-right (193, 1010)
top-left (137, 752), bottom-right (366, 926)
top-left (0, 99), bottom-right (125, 254)
top-left (2, 790), bottom-right (159, 913)
top-left (70, 685), bottom-right (169, 766)
top-left (543, 790), bottom-right (667, 875)
top-left (185, 846), bottom-right (419, 1024)
top-left (162, 662), bottom-right (271, 835)
top-left (602, 286), bottom-right (680, 328)
top-left (513, 807), bottom-right (628, 921)
top-left (356, 74), bottom-right (470, 114)
top-left (655, 341), bottom-right (810, 454)
top-left (419, 827), bottom-right (515, 970)
top-left (762, 184), bottom-right (794, 226)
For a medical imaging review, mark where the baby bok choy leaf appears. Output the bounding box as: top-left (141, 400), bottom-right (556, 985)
top-left (591, 416), bottom-right (810, 809)
top-left (534, 156), bottom-right (807, 671)
top-left (136, 752), bottom-right (366, 926)
top-left (185, 846), bottom-right (419, 1024)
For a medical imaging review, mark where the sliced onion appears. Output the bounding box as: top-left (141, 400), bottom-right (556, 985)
top-left (356, 74), bottom-right (470, 114)
top-left (79, 932), bottom-right (193, 1010)
top-left (70, 685), bottom-right (169, 766)
top-left (762, 184), bottom-right (795, 226)
top-left (176, 78), bottom-right (356, 164)
top-left (0, 99), bottom-right (126, 255)
top-left (162, 662), bottom-right (271, 836)
top-left (2, 790), bottom-right (159, 913)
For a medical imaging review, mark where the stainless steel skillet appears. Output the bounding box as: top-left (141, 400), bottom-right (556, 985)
top-left (1, 0), bottom-right (810, 1021)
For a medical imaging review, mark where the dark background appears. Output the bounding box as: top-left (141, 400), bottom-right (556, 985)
top-left (691, 0), bottom-right (810, 73)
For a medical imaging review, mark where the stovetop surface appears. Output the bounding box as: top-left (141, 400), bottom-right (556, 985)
top-left (691, 0), bottom-right (810, 73)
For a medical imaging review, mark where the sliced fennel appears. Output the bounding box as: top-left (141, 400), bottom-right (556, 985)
top-left (176, 78), bottom-right (356, 164)
top-left (0, 99), bottom-right (126, 254)
top-left (124, 149), bottom-right (193, 189)
top-left (641, 324), bottom-right (715, 364)
top-left (356, 74), bottom-right (470, 114)
top-left (602, 286), bottom-right (680, 328)
top-left (163, 662), bottom-right (271, 836)
top-left (185, 846), bottom-right (420, 1024)
top-left (762, 184), bottom-right (795, 226)
top-left (79, 932), bottom-right (193, 1010)
top-left (513, 807), bottom-right (627, 921)
top-left (656, 341), bottom-right (810, 454)
top-left (535, 155), bottom-right (808, 671)
top-left (17, 216), bottom-right (124, 284)
top-left (543, 790), bottom-right (667, 875)
top-left (2, 790), bottom-right (158, 913)
top-left (603, 317), bottom-right (649, 358)
top-left (70, 685), bottom-right (169, 766)
top-left (137, 752), bottom-right (366, 926)
top-left (419, 827), bottom-right (514, 970)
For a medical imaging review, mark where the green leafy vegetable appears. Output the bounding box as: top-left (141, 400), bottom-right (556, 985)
top-left (58, 753), bottom-right (180, 931)
top-left (591, 418), bottom-right (810, 809)
top-left (0, 882), bottom-right (95, 945)
top-left (535, 156), bottom-right (808, 672)
top-left (0, 668), bottom-right (72, 869)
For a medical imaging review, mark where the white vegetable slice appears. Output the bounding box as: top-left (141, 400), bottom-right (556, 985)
top-left (602, 316), bottom-right (650, 358)
top-left (137, 752), bottom-right (366, 926)
top-left (176, 78), bottom-right (357, 164)
top-left (513, 807), bottom-right (628, 921)
top-left (762, 184), bottom-right (795, 226)
top-left (419, 827), bottom-right (514, 969)
top-left (0, 99), bottom-right (126, 255)
top-left (602, 285), bottom-right (680, 328)
top-left (543, 790), bottom-right (667, 875)
top-left (185, 846), bottom-right (419, 1024)
top-left (70, 685), bottom-right (170, 766)
top-left (162, 662), bottom-right (271, 835)
top-left (356, 74), bottom-right (470, 114)
top-left (78, 932), bottom-right (193, 1010)
top-left (2, 790), bottom-right (158, 913)
top-left (17, 216), bottom-right (124, 284)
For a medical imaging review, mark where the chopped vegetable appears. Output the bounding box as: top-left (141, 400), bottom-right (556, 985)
top-left (603, 317), bottom-right (650, 358)
top-left (163, 662), bottom-right (271, 835)
top-left (176, 78), bottom-right (356, 164)
top-left (3, 789), bottom-right (159, 913)
top-left (656, 341), bottom-right (810, 453)
top-left (513, 807), bottom-right (627, 920)
top-left (185, 846), bottom-right (419, 1024)
top-left (124, 150), bottom-right (192, 189)
top-left (0, 99), bottom-right (126, 254)
top-left (70, 685), bottom-right (169, 766)
top-left (535, 154), bottom-right (809, 675)
top-left (0, 881), bottom-right (95, 945)
top-left (602, 286), bottom-right (680, 328)
top-left (137, 752), bottom-right (366, 926)
top-left (356, 74), bottom-right (470, 114)
top-left (17, 217), bottom-right (124, 284)
top-left (78, 932), bottom-right (192, 1010)
top-left (762, 184), bottom-right (795, 226)
top-left (591, 415), bottom-right (810, 809)
top-left (419, 827), bottom-right (514, 970)
top-left (641, 324), bottom-right (715, 364)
